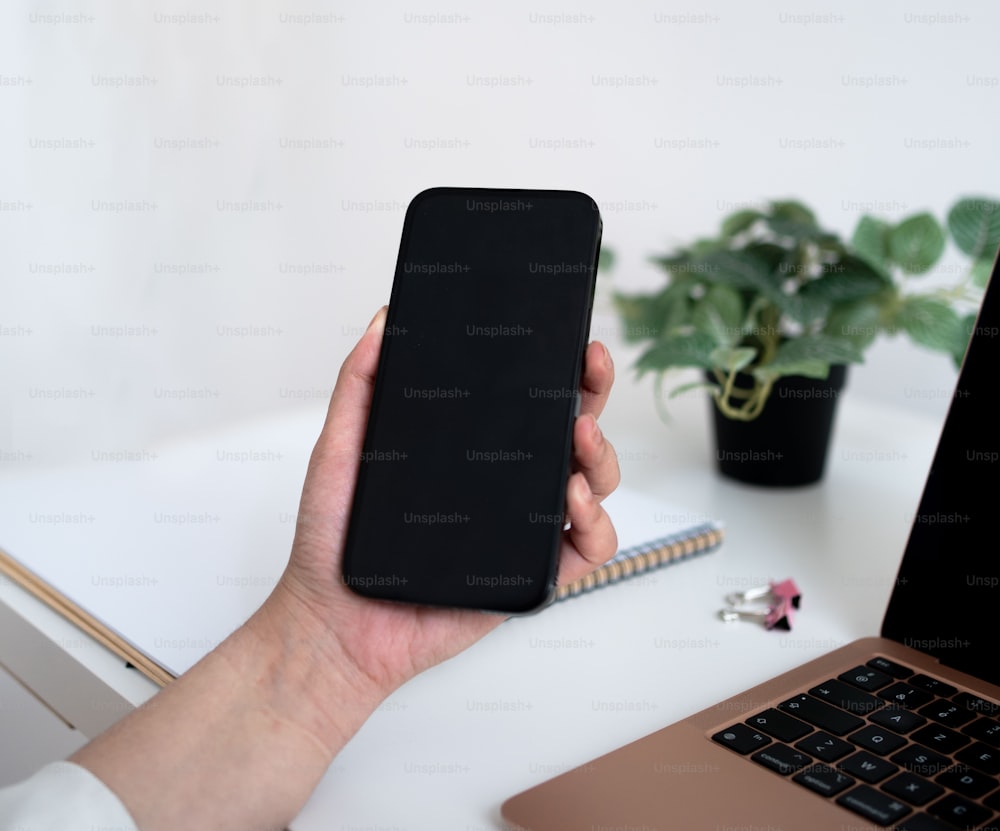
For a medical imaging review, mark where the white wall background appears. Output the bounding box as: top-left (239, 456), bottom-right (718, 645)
top-left (2, 0), bottom-right (998, 468)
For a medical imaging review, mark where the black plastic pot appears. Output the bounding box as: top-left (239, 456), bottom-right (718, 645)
top-left (708, 365), bottom-right (848, 487)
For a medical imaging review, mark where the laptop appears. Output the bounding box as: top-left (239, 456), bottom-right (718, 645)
top-left (502, 253), bottom-right (1000, 831)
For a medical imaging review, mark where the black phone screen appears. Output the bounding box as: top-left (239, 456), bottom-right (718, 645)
top-left (341, 188), bottom-right (602, 613)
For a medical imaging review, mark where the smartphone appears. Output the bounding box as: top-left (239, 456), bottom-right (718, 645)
top-left (341, 187), bottom-right (602, 613)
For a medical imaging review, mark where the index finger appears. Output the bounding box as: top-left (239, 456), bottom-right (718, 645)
top-left (580, 340), bottom-right (615, 420)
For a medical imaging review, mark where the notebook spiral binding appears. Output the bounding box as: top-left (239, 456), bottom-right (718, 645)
top-left (554, 522), bottom-right (725, 602)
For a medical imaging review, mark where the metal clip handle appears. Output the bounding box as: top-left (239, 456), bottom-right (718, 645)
top-left (719, 591), bottom-right (798, 631)
top-left (719, 606), bottom-right (769, 623)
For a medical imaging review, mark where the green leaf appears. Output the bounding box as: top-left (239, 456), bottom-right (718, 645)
top-left (634, 332), bottom-right (717, 373)
top-left (668, 379), bottom-right (719, 399)
top-left (613, 288), bottom-right (674, 343)
top-left (782, 293), bottom-right (831, 327)
top-left (709, 345), bottom-right (758, 373)
top-left (690, 236), bottom-right (726, 257)
top-left (851, 215), bottom-right (891, 271)
top-left (721, 209), bottom-right (762, 237)
top-left (692, 285), bottom-right (744, 346)
top-left (896, 296), bottom-right (964, 354)
top-left (764, 201), bottom-right (822, 241)
top-left (698, 249), bottom-right (780, 294)
top-left (662, 288), bottom-right (693, 334)
top-left (754, 335), bottom-right (864, 381)
top-left (823, 300), bottom-right (883, 351)
top-left (697, 250), bottom-right (832, 326)
top-left (744, 242), bottom-right (789, 271)
top-left (770, 200), bottom-right (817, 226)
top-left (597, 247), bottom-right (616, 272)
top-left (779, 334), bottom-right (864, 367)
top-left (947, 197), bottom-right (1000, 260)
top-left (971, 256), bottom-right (995, 289)
top-left (765, 217), bottom-right (828, 241)
top-left (708, 284), bottom-right (745, 330)
top-left (816, 235), bottom-right (848, 261)
top-left (754, 358), bottom-right (829, 381)
top-left (800, 255), bottom-right (891, 303)
top-left (888, 213), bottom-right (946, 274)
top-left (692, 303), bottom-right (728, 346)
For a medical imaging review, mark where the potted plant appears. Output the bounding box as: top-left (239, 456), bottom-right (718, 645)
top-left (611, 197), bottom-right (999, 486)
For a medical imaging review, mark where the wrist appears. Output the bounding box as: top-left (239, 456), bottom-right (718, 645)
top-left (71, 584), bottom-right (384, 831)
top-left (240, 580), bottom-right (389, 757)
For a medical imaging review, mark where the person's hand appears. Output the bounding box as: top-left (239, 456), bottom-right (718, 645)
top-left (258, 306), bottom-right (621, 708)
top-left (69, 307), bottom-right (620, 831)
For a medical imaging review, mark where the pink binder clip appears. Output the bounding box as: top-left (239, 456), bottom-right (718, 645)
top-left (769, 578), bottom-right (802, 610)
top-left (763, 597), bottom-right (795, 631)
top-left (720, 578), bottom-right (802, 631)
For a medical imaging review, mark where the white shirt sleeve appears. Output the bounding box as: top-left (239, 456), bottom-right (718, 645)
top-left (0, 760), bottom-right (139, 831)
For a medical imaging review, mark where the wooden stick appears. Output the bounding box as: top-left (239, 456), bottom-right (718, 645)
top-left (0, 547), bottom-right (174, 687)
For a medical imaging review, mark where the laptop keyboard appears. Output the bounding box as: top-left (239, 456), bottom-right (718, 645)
top-left (712, 656), bottom-right (1000, 830)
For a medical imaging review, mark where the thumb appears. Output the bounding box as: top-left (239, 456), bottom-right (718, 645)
top-left (294, 307), bottom-right (386, 555)
top-left (321, 306), bottom-right (386, 449)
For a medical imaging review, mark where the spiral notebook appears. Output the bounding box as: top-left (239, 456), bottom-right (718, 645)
top-left (0, 485), bottom-right (722, 687)
top-left (0, 408), bottom-right (723, 687)
top-left (553, 487), bottom-right (723, 602)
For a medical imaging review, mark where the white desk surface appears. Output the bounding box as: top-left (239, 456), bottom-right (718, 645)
top-left (0, 371), bottom-right (943, 830)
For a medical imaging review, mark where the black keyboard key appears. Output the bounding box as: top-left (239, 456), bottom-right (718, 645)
top-left (917, 698), bottom-right (976, 728)
top-left (838, 750), bottom-right (898, 783)
top-left (868, 656), bottom-right (914, 679)
top-left (985, 788), bottom-right (1000, 811)
top-left (891, 745), bottom-right (951, 777)
top-left (792, 764), bottom-right (855, 797)
top-left (836, 784), bottom-right (911, 825)
top-left (712, 723), bottom-right (771, 755)
top-left (955, 742), bottom-right (1000, 775)
top-left (870, 706), bottom-right (927, 734)
top-left (954, 691), bottom-right (1000, 718)
top-left (912, 723), bottom-right (972, 754)
top-left (909, 674), bottom-right (958, 698)
top-left (780, 694), bottom-right (864, 736)
top-left (962, 716), bottom-right (1000, 747)
top-left (751, 743), bottom-right (811, 775)
top-left (927, 793), bottom-right (993, 829)
top-left (936, 765), bottom-right (999, 799)
top-left (840, 665), bottom-right (894, 692)
top-left (879, 682), bottom-right (934, 709)
top-left (849, 724), bottom-right (907, 756)
top-left (896, 813), bottom-right (961, 831)
top-left (883, 771), bottom-right (944, 807)
top-left (809, 679), bottom-right (880, 716)
top-left (745, 708), bottom-right (812, 742)
top-left (794, 731), bottom-right (854, 762)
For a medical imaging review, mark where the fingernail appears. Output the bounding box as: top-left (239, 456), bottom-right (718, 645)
top-left (601, 342), bottom-right (613, 370)
top-left (367, 306), bottom-right (387, 337)
top-left (590, 414), bottom-right (603, 446)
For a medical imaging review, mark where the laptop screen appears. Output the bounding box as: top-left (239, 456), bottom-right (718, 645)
top-left (882, 250), bottom-right (1000, 687)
